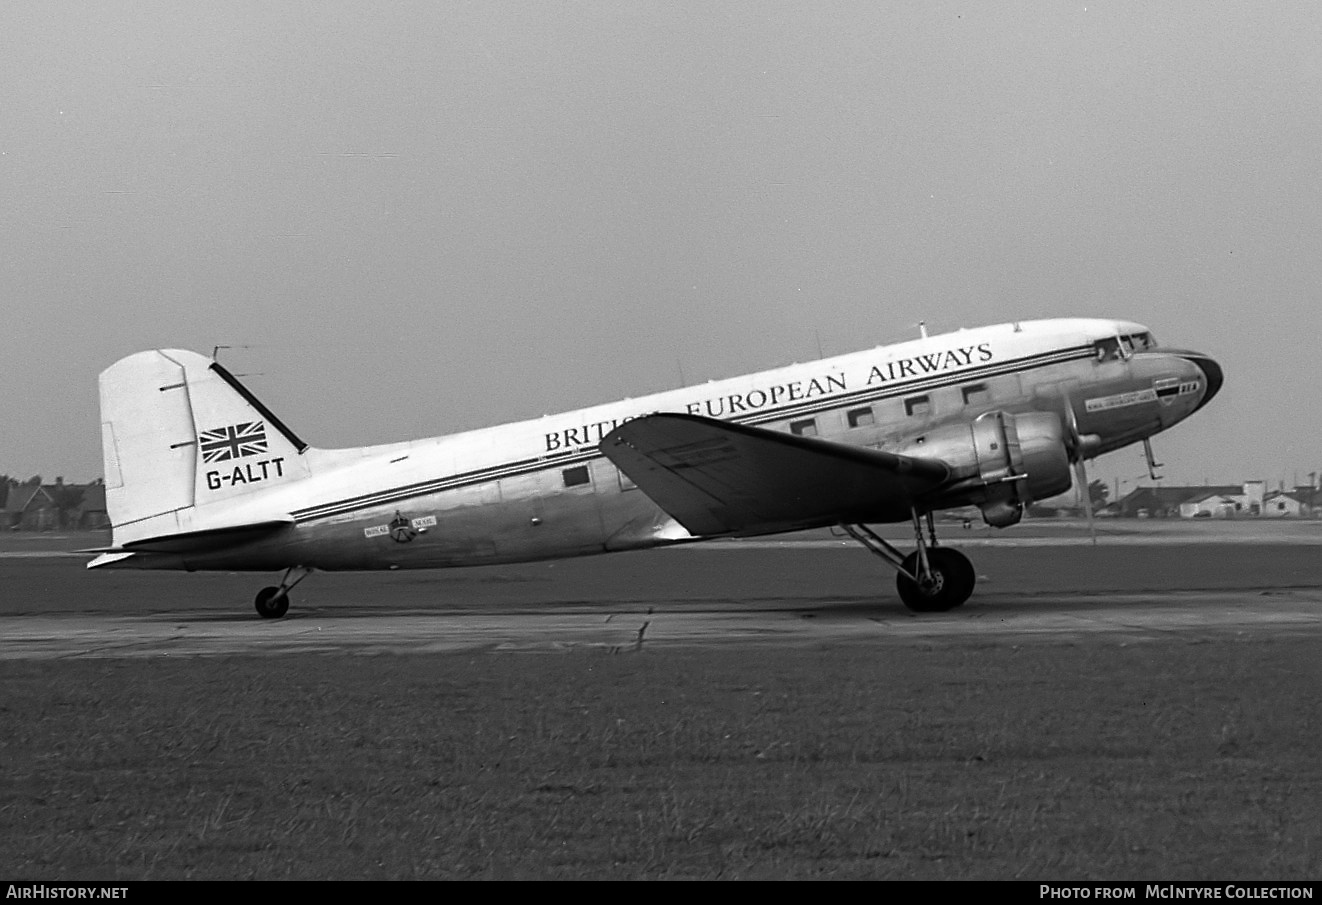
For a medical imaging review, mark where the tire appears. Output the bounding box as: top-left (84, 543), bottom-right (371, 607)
top-left (254, 586), bottom-right (290, 619)
top-left (896, 548), bottom-right (976, 613)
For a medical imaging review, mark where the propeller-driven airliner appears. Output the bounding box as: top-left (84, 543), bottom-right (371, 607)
top-left (88, 318), bottom-right (1221, 617)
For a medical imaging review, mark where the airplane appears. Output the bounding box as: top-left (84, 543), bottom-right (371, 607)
top-left (87, 317), bottom-right (1221, 618)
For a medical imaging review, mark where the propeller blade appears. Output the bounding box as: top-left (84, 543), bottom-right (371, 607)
top-left (1063, 391), bottom-right (1097, 545)
top-left (1066, 394), bottom-right (1084, 450)
top-left (1074, 456), bottom-right (1097, 545)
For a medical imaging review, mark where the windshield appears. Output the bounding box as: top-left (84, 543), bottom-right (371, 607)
top-left (1094, 331), bottom-right (1157, 361)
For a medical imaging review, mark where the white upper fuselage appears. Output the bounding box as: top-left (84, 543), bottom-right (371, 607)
top-left (207, 318), bottom-right (1119, 517)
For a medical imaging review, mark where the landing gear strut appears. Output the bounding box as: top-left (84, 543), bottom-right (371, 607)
top-left (254, 566), bottom-right (312, 619)
top-left (842, 509), bottom-right (976, 613)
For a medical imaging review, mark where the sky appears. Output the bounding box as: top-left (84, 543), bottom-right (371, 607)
top-left (3, 1), bottom-right (1319, 497)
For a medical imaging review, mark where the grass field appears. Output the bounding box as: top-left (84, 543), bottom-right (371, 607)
top-left (3, 636), bottom-right (1319, 879)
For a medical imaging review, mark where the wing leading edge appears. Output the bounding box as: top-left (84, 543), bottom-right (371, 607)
top-left (601, 414), bottom-right (951, 537)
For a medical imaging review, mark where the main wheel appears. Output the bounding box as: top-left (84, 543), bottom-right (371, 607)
top-left (254, 586), bottom-right (290, 619)
top-left (896, 548), bottom-right (976, 613)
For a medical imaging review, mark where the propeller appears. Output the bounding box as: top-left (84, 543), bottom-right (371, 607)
top-left (1062, 393), bottom-right (1101, 545)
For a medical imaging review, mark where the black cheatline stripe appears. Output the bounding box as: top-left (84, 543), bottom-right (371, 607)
top-left (293, 344), bottom-right (1094, 523)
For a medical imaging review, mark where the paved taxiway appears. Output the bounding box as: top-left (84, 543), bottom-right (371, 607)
top-left (4, 589), bottom-right (1322, 660)
top-left (2, 525), bottom-right (1320, 659)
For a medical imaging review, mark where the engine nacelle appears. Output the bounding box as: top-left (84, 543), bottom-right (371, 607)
top-left (895, 410), bottom-right (1073, 527)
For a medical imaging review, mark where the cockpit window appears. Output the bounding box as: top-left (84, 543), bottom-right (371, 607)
top-left (1094, 332), bottom-right (1157, 362)
top-left (1094, 337), bottom-right (1124, 361)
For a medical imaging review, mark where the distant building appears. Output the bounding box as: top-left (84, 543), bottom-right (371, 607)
top-left (1262, 490), bottom-right (1309, 518)
top-left (1180, 493), bottom-right (1240, 519)
top-left (2, 479), bottom-right (107, 530)
top-left (1115, 481), bottom-right (1268, 518)
top-left (1112, 480), bottom-right (1322, 518)
top-left (4, 484), bottom-right (59, 530)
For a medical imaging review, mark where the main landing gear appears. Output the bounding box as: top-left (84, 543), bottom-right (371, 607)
top-left (254, 566), bottom-right (313, 619)
top-left (842, 510), bottom-right (976, 613)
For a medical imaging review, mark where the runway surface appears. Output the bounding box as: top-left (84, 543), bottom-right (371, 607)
top-left (3, 527), bottom-right (1321, 659)
top-left (5, 589), bottom-right (1322, 660)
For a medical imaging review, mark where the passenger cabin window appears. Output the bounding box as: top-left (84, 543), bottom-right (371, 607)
top-left (790, 418), bottom-right (817, 437)
top-left (562, 465), bottom-right (591, 488)
top-left (904, 395), bottom-right (930, 417)
top-left (847, 407), bottom-right (874, 428)
top-left (961, 383), bottom-right (990, 406)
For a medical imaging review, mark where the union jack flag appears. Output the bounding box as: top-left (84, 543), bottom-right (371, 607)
top-left (200, 421), bottom-right (268, 462)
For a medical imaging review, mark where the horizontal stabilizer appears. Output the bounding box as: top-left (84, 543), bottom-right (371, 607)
top-left (86, 551), bottom-right (137, 569)
top-left (88, 519), bottom-right (294, 558)
top-left (602, 414), bottom-right (950, 536)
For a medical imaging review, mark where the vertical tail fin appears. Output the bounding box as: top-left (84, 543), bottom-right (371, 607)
top-left (99, 349), bottom-right (310, 543)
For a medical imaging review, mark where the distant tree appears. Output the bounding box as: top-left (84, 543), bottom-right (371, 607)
top-left (50, 484), bottom-right (86, 528)
top-left (24, 475), bottom-right (41, 486)
top-left (0, 475), bottom-right (9, 508)
top-left (1088, 479), bottom-right (1110, 510)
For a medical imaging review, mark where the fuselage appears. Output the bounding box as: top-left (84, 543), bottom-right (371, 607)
top-left (109, 318), bottom-right (1221, 572)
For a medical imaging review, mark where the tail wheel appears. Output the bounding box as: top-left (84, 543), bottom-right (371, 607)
top-left (254, 586), bottom-right (290, 619)
top-left (896, 548), bottom-right (976, 613)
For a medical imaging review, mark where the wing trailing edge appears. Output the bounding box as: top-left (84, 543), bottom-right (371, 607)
top-left (601, 413), bottom-right (950, 537)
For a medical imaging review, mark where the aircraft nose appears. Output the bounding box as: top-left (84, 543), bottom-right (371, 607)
top-left (1184, 354), bottom-right (1223, 412)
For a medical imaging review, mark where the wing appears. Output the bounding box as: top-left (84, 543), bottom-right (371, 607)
top-left (601, 414), bottom-right (951, 537)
